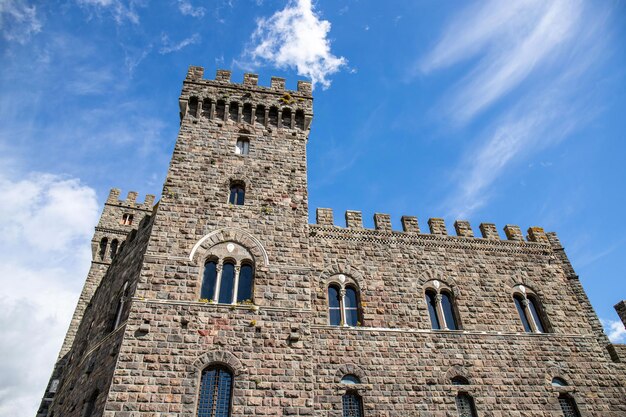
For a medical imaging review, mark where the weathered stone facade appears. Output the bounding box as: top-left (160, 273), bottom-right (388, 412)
top-left (39, 66), bottom-right (626, 417)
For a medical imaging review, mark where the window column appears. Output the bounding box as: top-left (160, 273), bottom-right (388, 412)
top-left (212, 262), bottom-right (224, 302)
top-left (435, 293), bottom-right (449, 330)
top-left (521, 297), bottom-right (540, 333)
top-left (340, 288), bottom-right (347, 326)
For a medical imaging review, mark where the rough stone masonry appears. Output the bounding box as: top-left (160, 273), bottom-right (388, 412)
top-left (37, 66), bottom-right (626, 417)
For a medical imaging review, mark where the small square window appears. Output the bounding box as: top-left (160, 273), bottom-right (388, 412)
top-left (236, 138), bottom-right (249, 155)
top-left (121, 213), bottom-right (133, 225)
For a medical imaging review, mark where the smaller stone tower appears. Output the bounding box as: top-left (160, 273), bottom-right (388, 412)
top-left (36, 189), bottom-right (155, 417)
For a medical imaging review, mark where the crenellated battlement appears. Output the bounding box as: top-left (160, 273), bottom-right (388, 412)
top-left (106, 188), bottom-right (156, 211)
top-left (179, 66), bottom-right (313, 132)
top-left (313, 208), bottom-right (552, 245)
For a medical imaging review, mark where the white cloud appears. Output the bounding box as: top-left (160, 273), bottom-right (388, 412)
top-left (0, 171), bottom-right (99, 417)
top-left (177, 0), bottom-right (205, 18)
top-left (420, 0), bottom-right (583, 124)
top-left (246, 0), bottom-right (346, 89)
top-left (0, 0), bottom-right (42, 43)
top-left (159, 32), bottom-right (201, 54)
top-left (602, 319), bottom-right (626, 344)
top-left (76, 0), bottom-right (139, 24)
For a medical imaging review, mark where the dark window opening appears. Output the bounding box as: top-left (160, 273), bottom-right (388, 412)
top-left (109, 239), bottom-right (118, 260)
top-left (281, 108), bottom-right (292, 128)
top-left (295, 109), bottom-right (305, 129)
top-left (528, 295), bottom-right (547, 333)
top-left (188, 97), bottom-right (199, 117)
top-left (242, 103), bottom-right (253, 124)
top-left (268, 106), bottom-right (278, 126)
top-left (255, 105), bottom-right (266, 125)
top-left (229, 102), bottom-right (239, 122)
top-left (514, 294), bottom-right (532, 332)
top-left (452, 376), bottom-right (469, 385)
top-left (228, 183), bottom-right (245, 205)
top-left (121, 213), bottom-right (133, 226)
top-left (340, 374), bottom-right (361, 384)
top-left (344, 286), bottom-right (360, 326)
top-left (216, 100), bottom-right (226, 120)
top-left (441, 291), bottom-right (458, 330)
top-left (98, 237), bottom-right (108, 261)
top-left (203, 98), bottom-right (212, 118)
top-left (552, 377), bottom-right (568, 387)
top-left (197, 365), bottom-right (233, 417)
top-left (81, 390), bottom-right (99, 417)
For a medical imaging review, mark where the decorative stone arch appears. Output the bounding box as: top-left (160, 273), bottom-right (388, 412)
top-left (319, 263), bottom-right (366, 292)
top-left (419, 270), bottom-right (460, 294)
top-left (191, 350), bottom-right (244, 376)
top-left (442, 364), bottom-right (472, 385)
top-left (334, 364), bottom-right (368, 384)
top-left (506, 272), bottom-right (546, 299)
top-left (189, 228), bottom-right (269, 266)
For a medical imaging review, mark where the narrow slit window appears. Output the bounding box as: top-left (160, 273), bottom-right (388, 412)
top-left (201, 260), bottom-right (218, 300)
top-left (236, 264), bottom-right (254, 303)
top-left (514, 294), bottom-right (533, 332)
top-left (109, 239), bottom-right (118, 259)
top-left (219, 262), bottom-right (235, 304)
top-left (344, 287), bottom-right (360, 326)
top-left (188, 97), bottom-right (199, 117)
top-left (203, 98), bottom-right (212, 118)
top-left (441, 291), bottom-right (458, 330)
top-left (98, 237), bottom-right (108, 261)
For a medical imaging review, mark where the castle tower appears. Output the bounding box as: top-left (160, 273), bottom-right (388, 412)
top-left (38, 67), bottom-right (626, 417)
top-left (36, 189), bottom-right (154, 417)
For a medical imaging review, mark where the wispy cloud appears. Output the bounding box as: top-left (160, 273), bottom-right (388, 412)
top-left (76, 0), bottom-right (140, 24)
top-left (0, 0), bottom-right (42, 43)
top-left (159, 32), bottom-right (201, 54)
top-left (420, 0), bottom-right (612, 217)
top-left (177, 0), bottom-right (205, 18)
top-left (420, 0), bottom-right (583, 124)
top-left (244, 0), bottom-right (346, 89)
top-left (602, 319), bottom-right (626, 343)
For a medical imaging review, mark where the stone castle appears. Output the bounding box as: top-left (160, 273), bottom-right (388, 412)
top-left (37, 66), bottom-right (626, 417)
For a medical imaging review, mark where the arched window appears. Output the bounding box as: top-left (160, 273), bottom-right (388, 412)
top-left (268, 106), bottom-right (278, 126)
top-left (229, 102), bottom-right (239, 122)
top-left (229, 183), bottom-right (245, 205)
top-left (235, 138), bottom-right (249, 155)
top-left (451, 376), bottom-right (469, 385)
top-left (255, 105), bottom-right (266, 125)
top-left (197, 365), bottom-right (233, 417)
top-left (344, 287), bottom-right (360, 327)
top-left (201, 260), bottom-right (218, 300)
top-left (456, 392), bottom-right (478, 417)
top-left (328, 285), bottom-right (342, 326)
top-left (424, 281), bottom-right (460, 330)
top-left (513, 285), bottom-right (549, 333)
top-left (558, 394), bottom-right (581, 417)
top-left (441, 291), bottom-right (458, 330)
top-left (551, 377), bottom-right (568, 387)
top-left (200, 243), bottom-right (255, 305)
top-left (327, 279), bottom-right (362, 327)
top-left (425, 289), bottom-right (440, 330)
top-left (98, 237), bottom-right (108, 261)
top-left (121, 213), bottom-right (133, 225)
top-left (236, 264), bottom-right (254, 303)
top-left (219, 262), bottom-right (235, 304)
top-left (295, 109), bottom-right (305, 129)
top-left (81, 390), bottom-right (99, 417)
top-left (188, 97), bottom-right (199, 117)
top-left (342, 391), bottom-right (363, 417)
top-left (340, 374), bottom-right (360, 384)
top-left (109, 239), bottom-right (118, 260)
top-left (216, 100), bottom-right (226, 120)
top-left (242, 103), bottom-right (253, 124)
top-left (282, 108), bottom-right (292, 128)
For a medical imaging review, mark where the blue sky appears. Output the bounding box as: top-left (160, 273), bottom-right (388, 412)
top-left (1, 0), bottom-right (625, 415)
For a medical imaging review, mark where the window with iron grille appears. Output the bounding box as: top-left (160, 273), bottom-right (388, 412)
top-left (455, 393), bottom-right (478, 417)
top-left (558, 394), bottom-right (581, 417)
top-left (197, 366), bottom-right (233, 417)
top-left (342, 392), bottom-right (363, 417)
